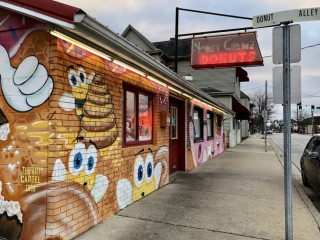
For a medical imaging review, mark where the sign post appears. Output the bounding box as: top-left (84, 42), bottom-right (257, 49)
top-left (282, 22), bottom-right (293, 240)
top-left (253, 8), bottom-right (320, 239)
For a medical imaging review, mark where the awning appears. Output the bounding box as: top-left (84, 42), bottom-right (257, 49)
top-left (236, 67), bottom-right (249, 82)
top-left (232, 97), bottom-right (251, 120)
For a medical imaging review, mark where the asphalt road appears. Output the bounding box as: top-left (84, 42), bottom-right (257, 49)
top-left (268, 133), bottom-right (311, 171)
top-left (268, 132), bottom-right (320, 212)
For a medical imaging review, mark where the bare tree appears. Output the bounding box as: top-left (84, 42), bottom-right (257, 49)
top-left (250, 89), bottom-right (275, 133)
top-left (293, 110), bottom-right (310, 121)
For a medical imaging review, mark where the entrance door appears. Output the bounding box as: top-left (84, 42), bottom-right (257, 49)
top-left (169, 97), bottom-right (185, 174)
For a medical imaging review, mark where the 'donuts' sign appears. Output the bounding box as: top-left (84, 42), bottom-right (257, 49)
top-left (191, 32), bottom-right (263, 69)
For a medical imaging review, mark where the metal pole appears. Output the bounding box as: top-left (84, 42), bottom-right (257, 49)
top-left (312, 110), bottom-right (314, 136)
top-left (174, 7), bottom-right (179, 73)
top-left (297, 104), bottom-right (299, 134)
top-left (282, 22), bottom-right (293, 240)
top-left (265, 80), bottom-right (267, 152)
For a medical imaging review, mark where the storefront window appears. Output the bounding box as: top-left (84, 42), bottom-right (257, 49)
top-left (126, 91), bottom-right (136, 142)
top-left (139, 94), bottom-right (152, 141)
top-left (124, 85), bottom-right (153, 146)
top-left (170, 106), bottom-right (178, 139)
top-left (194, 107), bottom-right (203, 142)
top-left (217, 115), bottom-right (222, 128)
top-left (207, 111), bottom-right (214, 139)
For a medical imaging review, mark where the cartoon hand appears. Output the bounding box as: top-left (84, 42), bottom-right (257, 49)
top-left (0, 44), bottom-right (53, 112)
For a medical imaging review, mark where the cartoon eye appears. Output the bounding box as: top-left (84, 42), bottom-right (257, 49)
top-left (134, 155), bottom-right (144, 188)
top-left (78, 67), bottom-right (87, 86)
top-left (68, 69), bottom-right (79, 88)
top-left (85, 145), bottom-right (97, 176)
top-left (69, 142), bottom-right (86, 176)
top-left (144, 154), bottom-right (154, 183)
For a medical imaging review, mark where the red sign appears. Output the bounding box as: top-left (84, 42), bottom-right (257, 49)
top-left (191, 32), bottom-right (263, 69)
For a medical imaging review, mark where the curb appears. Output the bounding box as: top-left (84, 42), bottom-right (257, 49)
top-left (268, 137), bottom-right (320, 230)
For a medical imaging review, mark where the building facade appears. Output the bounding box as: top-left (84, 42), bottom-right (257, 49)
top-left (0, 1), bottom-right (234, 239)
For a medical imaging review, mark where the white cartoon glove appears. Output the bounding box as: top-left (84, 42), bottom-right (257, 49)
top-left (0, 44), bottom-right (53, 112)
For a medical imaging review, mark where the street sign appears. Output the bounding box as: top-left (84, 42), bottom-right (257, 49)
top-left (273, 25), bottom-right (301, 64)
top-left (253, 7), bottom-right (320, 28)
top-left (273, 65), bottom-right (301, 104)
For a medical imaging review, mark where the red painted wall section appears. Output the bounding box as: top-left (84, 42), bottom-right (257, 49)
top-left (0, 8), bottom-right (170, 240)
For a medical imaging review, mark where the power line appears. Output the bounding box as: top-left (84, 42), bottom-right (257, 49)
top-left (242, 85), bottom-right (265, 91)
top-left (262, 42), bottom-right (320, 58)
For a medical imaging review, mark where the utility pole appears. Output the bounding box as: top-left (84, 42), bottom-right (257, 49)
top-left (265, 80), bottom-right (267, 152)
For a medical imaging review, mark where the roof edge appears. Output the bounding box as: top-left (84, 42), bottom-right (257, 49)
top-left (72, 13), bottom-right (234, 115)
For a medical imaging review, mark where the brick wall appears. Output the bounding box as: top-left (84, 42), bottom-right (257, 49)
top-left (0, 9), bottom-right (169, 239)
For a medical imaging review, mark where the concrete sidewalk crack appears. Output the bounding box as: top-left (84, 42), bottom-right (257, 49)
top-left (116, 214), bottom-right (270, 240)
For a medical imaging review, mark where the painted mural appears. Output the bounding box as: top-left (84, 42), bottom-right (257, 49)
top-left (0, 9), bottom-right (169, 240)
top-left (117, 146), bottom-right (168, 209)
top-left (188, 101), bottom-right (224, 169)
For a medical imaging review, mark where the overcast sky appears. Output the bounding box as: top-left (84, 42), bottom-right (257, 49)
top-left (56, 0), bottom-right (320, 120)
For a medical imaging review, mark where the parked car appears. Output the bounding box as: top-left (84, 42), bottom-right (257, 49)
top-left (266, 129), bottom-right (273, 134)
top-left (300, 135), bottom-right (320, 195)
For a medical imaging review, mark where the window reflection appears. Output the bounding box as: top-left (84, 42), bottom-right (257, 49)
top-left (126, 91), bottom-right (136, 142)
top-left (139, 94), bottom-right (152, 141)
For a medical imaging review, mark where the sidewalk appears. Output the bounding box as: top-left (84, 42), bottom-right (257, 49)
top-left (75, 135), bottom-right (320, 240)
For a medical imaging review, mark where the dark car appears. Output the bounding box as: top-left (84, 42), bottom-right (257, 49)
top-left (300, 135), bottom-right (320, 195)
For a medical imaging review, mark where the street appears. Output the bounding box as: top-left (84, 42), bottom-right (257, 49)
top-left (268, 133), bottom-right (320, 212)
top-left (268, 133), bottom-right (311, 171)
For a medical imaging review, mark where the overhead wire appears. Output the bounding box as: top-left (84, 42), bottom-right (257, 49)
top-left (262, 42), bottom-right (320, 58)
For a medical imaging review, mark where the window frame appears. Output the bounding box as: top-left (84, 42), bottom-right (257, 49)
top-left (170, 106), bottom-right (178, 140)
top-left (193, 106), bottom-right (204, 143)
top-left (216, 114), bottom-right (222, 128)
top-left (123, 84), bottom-right (154, 147)
top-left (207, 111), bottom-right (214, 140)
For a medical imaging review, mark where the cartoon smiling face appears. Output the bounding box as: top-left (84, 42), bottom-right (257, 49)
top-left (52, 142), bottom-right (109, 203)
top-left (66, 142), bottom-right (97, 191)
top-left (67, 66), bottom-right (93, 100)
top-left (116, 147), bottom-right (170, 209)
top-left (132, 153), bottom-right (157, 201)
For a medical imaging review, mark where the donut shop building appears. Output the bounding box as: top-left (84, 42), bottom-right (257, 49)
top-left (0, 0), bottom-right (234, 239)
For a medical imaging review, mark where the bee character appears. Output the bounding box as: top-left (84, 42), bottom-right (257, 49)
top-left (67, 66), bottom-right (94, 120)
top-left (52, 142), bottom-right (108, 203)
top-left (78, 74), bottom-right (117, 149)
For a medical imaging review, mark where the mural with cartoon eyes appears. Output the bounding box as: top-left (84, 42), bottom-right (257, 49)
top-left (59, 67), bottom-right (117, 149)
top-left (52, 142), bottom-right (108, 203)
top-left (66, 65), bottom-right (94, 120)
top-left (116, 146), bottom-right (169, 209)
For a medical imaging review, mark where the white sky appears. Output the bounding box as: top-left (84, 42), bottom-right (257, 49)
top-left (56, 0), bottom-right (320, 120)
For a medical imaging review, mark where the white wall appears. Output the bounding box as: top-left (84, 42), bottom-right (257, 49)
top-left (236, 120), bottom-right (241, 144)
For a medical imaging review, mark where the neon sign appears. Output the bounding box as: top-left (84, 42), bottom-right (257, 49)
top-left (191, 32), bottom-right (263, 69)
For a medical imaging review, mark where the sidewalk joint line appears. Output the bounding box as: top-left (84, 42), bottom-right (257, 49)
top-left (116, 214), bottom-right (269, 240)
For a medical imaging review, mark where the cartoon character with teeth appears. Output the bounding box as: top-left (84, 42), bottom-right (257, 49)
top-left (52, 142), bottom-right (108, 203)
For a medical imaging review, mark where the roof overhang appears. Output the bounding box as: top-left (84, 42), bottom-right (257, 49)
top-left (232, 97), bottom-right (251, 120)
top-left (0, 0), bottom-right (235, 116)
top-left (236, 67), bottom-right (249, 82)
